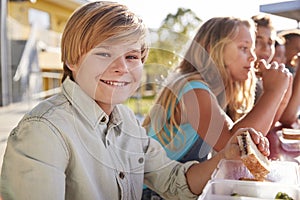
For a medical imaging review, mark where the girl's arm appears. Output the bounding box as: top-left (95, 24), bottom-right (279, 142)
top-left (232, 64), bottom-right (291, 136)
top-left (179, 88), bottom-right (232, 152)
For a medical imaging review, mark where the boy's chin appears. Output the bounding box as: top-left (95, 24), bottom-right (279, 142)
top-left (111, 96), bottom-right (132, 104)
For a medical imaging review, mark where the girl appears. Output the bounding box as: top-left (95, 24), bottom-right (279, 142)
top-left (143, 16), bottom-right (289, 164)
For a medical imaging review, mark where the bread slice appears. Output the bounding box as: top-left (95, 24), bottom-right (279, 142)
top-left (237, 131), bottom-right (270, 181)
top-left (282, 128), bottom-right (300, 140)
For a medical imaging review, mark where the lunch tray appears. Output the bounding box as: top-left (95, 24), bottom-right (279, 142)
top-left (199, 179), bottom-right (300, 200)
top-left (277, 130), bottom-right (300, 152)
top-left (211, 159), bottom-right (300, 185)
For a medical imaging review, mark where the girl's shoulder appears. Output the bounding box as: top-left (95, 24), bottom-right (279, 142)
top-left (179, 80), bottom-right (210, 99)
top-left (183, 80), bottom-right (210, 90)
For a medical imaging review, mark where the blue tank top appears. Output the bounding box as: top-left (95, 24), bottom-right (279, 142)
top-left (148, 81), bottom-right (212, 162)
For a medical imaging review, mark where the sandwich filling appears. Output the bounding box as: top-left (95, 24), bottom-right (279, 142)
top-left (237, 131), bottom-right (270, 181)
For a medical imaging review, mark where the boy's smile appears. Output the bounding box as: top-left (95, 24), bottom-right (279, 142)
top-left (100, 80), bottom-right (130, 87)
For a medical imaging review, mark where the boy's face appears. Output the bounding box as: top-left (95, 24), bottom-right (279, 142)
top-left (254, 26), bottom-right (276, 64)
top-left (272, 45), bottom-right (286, 64)
top-left (70, 41), bottom-right (143, 114)
top-left (285, 36), bottom-right (300, 67)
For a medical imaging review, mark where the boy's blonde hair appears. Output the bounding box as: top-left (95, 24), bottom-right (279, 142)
top-left (61, 1), bottom-right (149, 82)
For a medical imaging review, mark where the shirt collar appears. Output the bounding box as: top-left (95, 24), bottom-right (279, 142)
top-left (62, 77), bottom-right (108, 129)
top-left (110, 106), bottom-right (123, 127)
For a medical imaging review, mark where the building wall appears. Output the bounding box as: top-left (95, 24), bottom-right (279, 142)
top-left (8, 1), bottom-right (81, 32)
top-left (7, 1), bottom-right (85, 100)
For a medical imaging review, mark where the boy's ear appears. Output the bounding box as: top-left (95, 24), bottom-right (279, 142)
top-left (66, 63), bottom-right (76, 72)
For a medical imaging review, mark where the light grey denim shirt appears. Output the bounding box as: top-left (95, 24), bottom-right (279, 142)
top-left (1, 77), bottom-right (198, 200)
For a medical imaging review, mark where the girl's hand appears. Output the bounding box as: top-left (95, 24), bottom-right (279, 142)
top-left (261, 61), bottom-right (292, 94)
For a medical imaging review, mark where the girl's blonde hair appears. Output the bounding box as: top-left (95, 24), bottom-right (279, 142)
top-left (61, 1), bottom-right (149, 82)
top-left (143, 17), bottom-right (256, 149)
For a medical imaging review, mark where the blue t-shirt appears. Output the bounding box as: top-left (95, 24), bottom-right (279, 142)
top-left (148, 81), bottom-right (212, 163)
top-left (143, 81), bottom-right (213, 191)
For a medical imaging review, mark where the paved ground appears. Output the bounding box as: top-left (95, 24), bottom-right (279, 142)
top-left (0, 100), bottom-right (39, 168)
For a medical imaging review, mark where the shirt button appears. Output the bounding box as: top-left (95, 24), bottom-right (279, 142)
top-left (100, 117), bottom-right (106, 123)
top-left (138, 157), bottom-right (144, 164)
top-left (119, 172), bottom-right (125, 179)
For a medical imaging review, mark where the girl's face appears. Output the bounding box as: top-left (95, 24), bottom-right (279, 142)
top-left (69, 41), bottom-right (143, 114)
top-left (223, 25), bottom-right (256, 81)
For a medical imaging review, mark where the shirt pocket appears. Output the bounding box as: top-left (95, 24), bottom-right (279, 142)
top-left (128, 154), bottom-right (145, 173)
top-left (128, 155), bottom-right (145, 199)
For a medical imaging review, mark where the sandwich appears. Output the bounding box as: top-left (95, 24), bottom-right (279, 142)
top-left (282, 128), bottom-right (300, 140)
top-left (237, 131), bottom-right (270, 181)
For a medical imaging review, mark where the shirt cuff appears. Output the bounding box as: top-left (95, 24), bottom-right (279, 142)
top-left (176, 161), bottom-right (199, 199)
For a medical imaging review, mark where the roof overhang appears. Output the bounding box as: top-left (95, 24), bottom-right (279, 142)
top-left (260, 0), bottom-right (300, 22)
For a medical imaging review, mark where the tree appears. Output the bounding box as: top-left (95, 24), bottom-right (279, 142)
top-left (143, 8), bottom-right (202, 90)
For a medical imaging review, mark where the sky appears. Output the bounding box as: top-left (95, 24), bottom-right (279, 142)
top-left (114, 0), bottom-right (299, 31)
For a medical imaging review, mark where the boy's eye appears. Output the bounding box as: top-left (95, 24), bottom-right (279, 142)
top-left (256, 40), bottom-right (264, 46)
top-left (126, 55), bottom-right (139, 59)
top-left (126, 49), bottom-right (142, 60)
top-left (96, 52), bottom-right (110, 57)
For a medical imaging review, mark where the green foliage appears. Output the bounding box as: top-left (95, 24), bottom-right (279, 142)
top-left (145, 7), bottom-right (202, 77)
top-left (124, 95), bottom-right (155, 117)
top-left (129, 8), bottom-right (202, 116)
top-left (161, 8), bottom-right (202, 40)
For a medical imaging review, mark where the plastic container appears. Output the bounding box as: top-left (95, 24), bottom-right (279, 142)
top-left (277, 130), bottom-right (300, 152)
top-left (211, 159), bottom-right (299, 185)
top-left (199, 179), bottom-right (300, 200)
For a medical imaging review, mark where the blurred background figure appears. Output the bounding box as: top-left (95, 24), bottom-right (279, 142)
top-left (252, 14), bottom-right (276, 65)
top-left (271, 35), bottom-right (286, 64)
top-left (279, 29), bottom-right (300, 74)
top-left (251, 14), bottom-right (277, 102)
top-left (251, 14), bottom-right (293, 129)
top-left (278, 29), bottom-right (300, 128)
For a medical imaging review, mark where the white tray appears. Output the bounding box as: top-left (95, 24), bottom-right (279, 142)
top-left (211, 159), bottom-right (300, 185)
top-left (199, 179), bottom-right (300, 200)
top-left (277, 130), bottom-right (300, 152)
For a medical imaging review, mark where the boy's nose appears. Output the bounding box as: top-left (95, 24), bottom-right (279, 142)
top-left (112, 56), bottom-right (129, 74)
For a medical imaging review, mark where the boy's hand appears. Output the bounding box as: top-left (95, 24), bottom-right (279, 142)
top-left (224, 128), bottom-right (270, 160)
